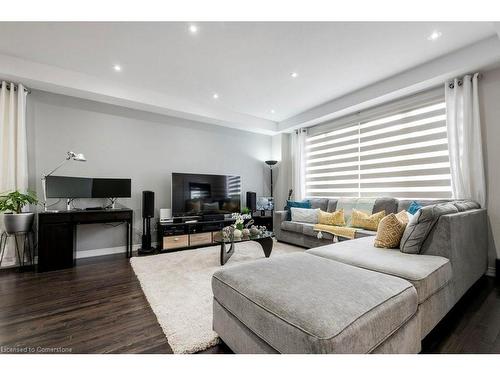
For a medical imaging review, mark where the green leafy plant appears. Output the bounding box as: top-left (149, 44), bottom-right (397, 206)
top-left (0, 191), bottom-right (38, 214)
top-left (241, 206), bottom-right (250, 214)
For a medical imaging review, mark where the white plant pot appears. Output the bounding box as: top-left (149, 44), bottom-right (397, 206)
top-left (3, 212), bottom-right (35, 234)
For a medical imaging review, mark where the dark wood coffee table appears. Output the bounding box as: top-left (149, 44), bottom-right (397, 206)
top-left (213, 231), bottom-right (274, 265)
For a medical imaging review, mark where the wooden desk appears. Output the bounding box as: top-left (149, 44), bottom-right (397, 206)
top-left (37, 208), bottom-right (133, 272)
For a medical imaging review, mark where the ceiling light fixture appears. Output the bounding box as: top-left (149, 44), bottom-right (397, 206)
top-left (270, 109), bottom-right (276, 114)
top-left (290, 72), bottom-right (298, 78)
top-left (427, 31), bottom-right (442, 41)
top-left (189, 24), bottom-right (198, 34)
top-left (113, 64), bottom-right (122, 72)
top-left (212, 93), bottom-right (219, 99)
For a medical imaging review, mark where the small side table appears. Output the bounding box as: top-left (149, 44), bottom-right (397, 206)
top-left (0, 230), bottom-right (35, 268)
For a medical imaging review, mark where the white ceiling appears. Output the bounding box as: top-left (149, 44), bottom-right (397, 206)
top-left (0, 22), bottom-right (497, 132)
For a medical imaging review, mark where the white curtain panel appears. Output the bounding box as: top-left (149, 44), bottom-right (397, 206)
top-left (291, 129), bottom-right (307, 200)
top-left (445, 73), bottom-right (486, 207)
top-left (0, 81), bottom-right (29, 266)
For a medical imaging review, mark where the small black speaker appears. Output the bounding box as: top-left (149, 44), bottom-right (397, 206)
top-left (246, 191), bottom-right (256, 212)
top-left (142, 191), bottom-right (154, 218)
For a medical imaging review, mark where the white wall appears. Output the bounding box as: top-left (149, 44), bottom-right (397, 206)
top-left (479, 67), bottom-right (500, 269)
top-left (27, 90), bottom-right (272, 254)
top-left (271, 133), bottom-right (292, 211)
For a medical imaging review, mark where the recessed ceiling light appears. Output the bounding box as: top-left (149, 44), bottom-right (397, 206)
top-left (113, 64), bottom-right (122, 72)
top-left (427, 31), bottom-right (442, 41)
top-left (290, 72), bottom-right (298, 78)
top-left (189, 24), bottom-right (198, 34)
top-left (270, 109), bottom-right (276, 114)
top-left (212, 93), bottom-right (219, 99)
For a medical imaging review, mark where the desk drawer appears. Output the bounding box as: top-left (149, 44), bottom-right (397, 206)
top-left (190, 232), bottom-right (212, 247)
top-left (163, 235), bottom-right (189, 249)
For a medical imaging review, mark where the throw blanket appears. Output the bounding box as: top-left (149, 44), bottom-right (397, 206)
top-left (313, 224), bottom-right (357, 240)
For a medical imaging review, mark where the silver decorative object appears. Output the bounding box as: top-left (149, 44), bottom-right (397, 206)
top-left (3, 212), bottom-right (35, 234)
top-left (249, 225), bottom-right (260, 235)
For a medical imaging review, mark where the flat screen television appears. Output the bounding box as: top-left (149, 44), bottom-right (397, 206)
top-left (171, 173), bottom-right (241, 217)
top-left (46, 176), bottom-right (131, 198)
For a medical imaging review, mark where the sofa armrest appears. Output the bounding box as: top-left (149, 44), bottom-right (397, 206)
top-left (421, 208), bottom-right (488, 301)
top-left (273, 211), bottom-right (288, 237)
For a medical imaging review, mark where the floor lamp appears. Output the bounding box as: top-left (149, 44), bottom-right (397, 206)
top-left (41, 151), bottom-right (86, 211)
top-left (265, 160), bottom-right (278, 198)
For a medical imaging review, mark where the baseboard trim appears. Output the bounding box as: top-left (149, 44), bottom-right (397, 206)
top-left (76, 242), bottom-right (158, 259)
top-left (486, 266), bottom-right (496, 278)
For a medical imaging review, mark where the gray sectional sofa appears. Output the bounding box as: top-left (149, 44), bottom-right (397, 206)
top-left (211, 197), bottom-right (488, 353)
top-left (273, 197), bottom-right (452, 247)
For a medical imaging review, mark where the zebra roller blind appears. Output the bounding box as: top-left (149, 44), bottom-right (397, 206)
top-left (305, 99), bottom-right (451, 199)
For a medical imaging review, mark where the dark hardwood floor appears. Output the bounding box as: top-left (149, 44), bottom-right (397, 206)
top-left (0, 253), bottom-right (498, 354)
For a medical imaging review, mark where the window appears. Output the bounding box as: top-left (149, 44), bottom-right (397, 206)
top-left (305, 99), bottom-right (451, 199)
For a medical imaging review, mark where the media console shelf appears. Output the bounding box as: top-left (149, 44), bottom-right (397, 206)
top-left (157, 218), bottom-right (237, 252)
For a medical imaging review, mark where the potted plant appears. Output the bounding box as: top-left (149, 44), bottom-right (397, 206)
top-left (0, 191), bottom-right (38, 234)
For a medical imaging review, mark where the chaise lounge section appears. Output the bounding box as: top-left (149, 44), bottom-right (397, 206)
top-left (212, 198), bottom-right (488, 353)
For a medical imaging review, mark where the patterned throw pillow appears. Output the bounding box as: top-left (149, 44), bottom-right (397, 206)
top-left (351, 209), bottom-right (386, 231)
top-left (395, 210), bottom-right (410, 225)
top-left (290, 207), bottom-right (320, 224)
top-left (374, 211), bottom-right (409, 248)
top-left (407, 201), bottom-right (422, 215)
top-left (318, 209), bottom-right (346, 226)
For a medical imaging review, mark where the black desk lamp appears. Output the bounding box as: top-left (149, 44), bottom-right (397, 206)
top-left (265, 160), bottom-right (278, 198)
top-left (41, 151), bottom-right (86, 211)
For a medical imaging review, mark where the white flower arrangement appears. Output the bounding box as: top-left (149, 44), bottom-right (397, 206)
top-left (231, 212), bottom-right (251, 230)
top-left (231, 212), bottom-right (251, 222)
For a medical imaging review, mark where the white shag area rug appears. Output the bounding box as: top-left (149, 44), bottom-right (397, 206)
top-left (130, 239), bottom-right (302, 354)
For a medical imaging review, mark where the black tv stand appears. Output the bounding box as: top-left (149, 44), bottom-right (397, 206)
top-left (158, 217), bottom-right (235, 252)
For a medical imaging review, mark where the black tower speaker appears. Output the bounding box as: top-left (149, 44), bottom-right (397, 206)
top-left (138, 191), bottom-right (155, 254)
top-left (142, 190), bottom-right (155, 218)
top-left (246, 191), bottom-right (257, 212)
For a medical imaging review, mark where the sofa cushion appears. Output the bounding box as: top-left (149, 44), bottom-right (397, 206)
top-left (302, 223), bottom-right (335, 240)
top-left (309, 198), bottom-right (329, 211)
top-left (400, 203), bottom-right (459, 254)
top-left (280, 221), bottom-right (305, 234)
top-left (355, 228), bottom-right (378, 238)
top-left (212, 253), bottom-right (417, 353)
top-left (397, 199), bottom-right (450, 212)
top-left (326, 199), bottom-right (338, 212)
top-left (452, 200), bottom-right (480, 212)
top-left (301, 223), bottom-right (375, 240)
top-left (336, 198), bottom-right (377, 225)
top-left (307, 237), bottom-right (452, 303)
top-left (373, 197), bottom-right (398, 215)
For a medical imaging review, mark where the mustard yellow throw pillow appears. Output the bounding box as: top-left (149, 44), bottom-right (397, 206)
top-left (374, 211), bottom-right (410, 248)
top-left (318, 209), bottom-right (346, 226)
top-left (351, 209), bottom-right (386, 231)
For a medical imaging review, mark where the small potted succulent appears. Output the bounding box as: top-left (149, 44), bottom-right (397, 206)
top-left (0, 191), bottom-right (38, 234)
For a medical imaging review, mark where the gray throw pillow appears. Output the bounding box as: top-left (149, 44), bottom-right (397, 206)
top-left (400, 203), bottom-right (458, 254)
